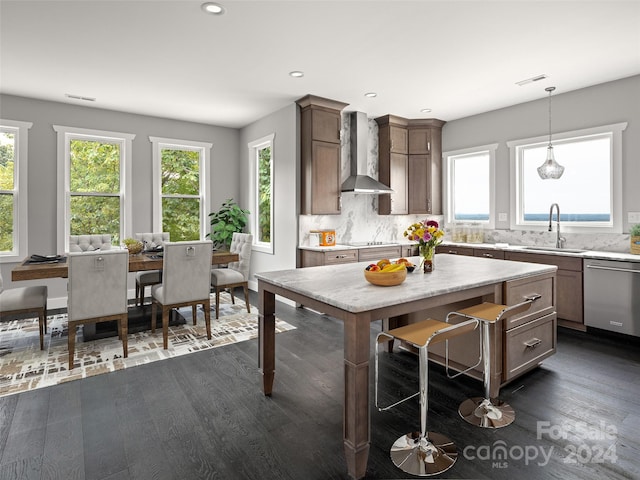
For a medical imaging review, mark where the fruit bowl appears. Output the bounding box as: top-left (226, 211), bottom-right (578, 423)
top-left (364, 268), bottom-right (407, 286)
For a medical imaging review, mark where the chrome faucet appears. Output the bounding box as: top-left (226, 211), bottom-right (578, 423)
top-left (548, 203), bottom-right (566, 249)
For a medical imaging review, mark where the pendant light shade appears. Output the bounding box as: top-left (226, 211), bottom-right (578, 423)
top-left (537, 86), bottom-right (565, 180)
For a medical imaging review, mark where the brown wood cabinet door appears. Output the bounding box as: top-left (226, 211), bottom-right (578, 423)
top-left (556, 269), bottom-right (584, 323)
top-left (408, 154), bottom-right (430, 213)
top-left (311, 109), bottom-right (342, 143)
top-left (408, 128), bottom-right (431, 154)
top-left (311, 141), bottom-right (341, 214)
top-left (389, 153), bottom-right (408, 214)
top-left (390, 126), bottom-right (408, 153)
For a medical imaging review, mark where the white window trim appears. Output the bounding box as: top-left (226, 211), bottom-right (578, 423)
top-left (443, 143), bottom-right (498, 229)
top-left (149, 136), bottom-right (212, 240)
top-left (54, 125), bottom-right (135, 252)
top-left (507, 122), bottom-right (627, 234)
top-left (248, 134), bottom-right (274, 254)
top-left (0, 119), bottom-right (33, 263)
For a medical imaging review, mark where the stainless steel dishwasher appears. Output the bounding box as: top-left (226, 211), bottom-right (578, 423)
top-left (584, 258), bottom-right (640, 336)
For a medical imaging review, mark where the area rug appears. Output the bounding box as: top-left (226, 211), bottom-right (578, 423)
top-left (0, 292), bottom-right (295, 398)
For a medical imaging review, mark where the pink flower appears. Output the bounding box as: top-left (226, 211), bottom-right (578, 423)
top-left (422, 232), bottom-right (432, 242)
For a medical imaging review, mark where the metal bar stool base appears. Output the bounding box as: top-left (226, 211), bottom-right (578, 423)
top-left (390, 431), bottom-right (458, 476)
top-left (459, 397), bottom-right (515, 428)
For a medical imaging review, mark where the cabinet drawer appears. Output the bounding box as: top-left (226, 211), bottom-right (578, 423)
top-left (504, 312), bottom-right (557, 381)
top-left (504, 251), bottom-right (582, 272)
top-left (503, 272), bottom-right (555, 329)
top-left (323, 250), bottom-right (358, 265)
top-left (358, 246), bottom-right (402, 262)
top-left (436, 245), bottom-right (474, 256)
top-left (473, 248), bottom-right (505, 260)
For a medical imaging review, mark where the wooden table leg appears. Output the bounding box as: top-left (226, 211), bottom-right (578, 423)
top-left (343, 314), bottom-right (371, 479)
top-left (258, 282), bottom-right (275, 396)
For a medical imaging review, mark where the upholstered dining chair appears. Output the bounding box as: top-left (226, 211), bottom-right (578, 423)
top-left (210, 232), bottom-right (253, 320)
top-left (68, 234), bottom-right (112, 252)
top-left (151, 240), bottom-right (212, 349)
top-left (67, 249), bottom-right (129, 370)
top-left (134, 232), bottom-right (169, 307)
top-left (0, 271), bottom-right (48, 350)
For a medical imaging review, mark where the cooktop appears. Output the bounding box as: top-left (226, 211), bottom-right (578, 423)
top-left (344, 241), bottom-right (399, 247)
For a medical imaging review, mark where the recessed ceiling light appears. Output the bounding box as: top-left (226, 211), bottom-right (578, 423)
top-left (201, 2), bottom-right (225, 15)
top-left (65, 93), bottom-right (96, 102)
top-left (515, 74), bottom-right (548, 86)
top-left (289, 71), bottom-right (304, 78)
top-left (420, 108), bottom-right (432, 113)
top-left (364, 92), bottom-right (377, 98)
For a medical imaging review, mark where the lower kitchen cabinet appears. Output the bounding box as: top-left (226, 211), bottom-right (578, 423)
top-left (436, 245), bottom-right (474, 256)
top-left (358, 246), bottom-right (402, 262)
top-left (300, 249), bottom-right (358, 267)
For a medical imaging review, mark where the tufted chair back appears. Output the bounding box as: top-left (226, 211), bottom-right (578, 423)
top-left (135, 232), bottom-right (170, 249)
top-left (228, 233), bottom-right (253, 280)
top-left (69, 234), bottom-right (112, 252)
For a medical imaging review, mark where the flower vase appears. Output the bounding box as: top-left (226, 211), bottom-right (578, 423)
top-left (420, 245), bottom-right (435, 273)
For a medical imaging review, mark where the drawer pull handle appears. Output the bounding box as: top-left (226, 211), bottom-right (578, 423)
top-left (448, 250), bottom-right (457, 254)
top-left (524, 338), bottom-right (542, 349)
top-left (483, 253), bottom-right (494, 258)
top-left (336, 254), bottom-right (347, 259)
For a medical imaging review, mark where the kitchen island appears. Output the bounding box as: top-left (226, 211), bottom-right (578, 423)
top-left (256, 254), bottom-right (557, 479)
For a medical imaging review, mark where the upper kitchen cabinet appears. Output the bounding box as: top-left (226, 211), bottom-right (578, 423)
top-left (376, 115), bottom-right (409, 215)
top-left (297, 95), bottom-right (349, 215)
top-left (376, 115), bottom-right (446, 215)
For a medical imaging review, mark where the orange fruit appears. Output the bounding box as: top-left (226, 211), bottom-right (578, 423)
top-left (377, 259), bottom-right (391, 269)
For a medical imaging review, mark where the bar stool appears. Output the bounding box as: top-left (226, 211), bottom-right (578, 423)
top-left (375, 317), bottom-right (479, 476)
top-left (447, 295), bottom-right (541, 429)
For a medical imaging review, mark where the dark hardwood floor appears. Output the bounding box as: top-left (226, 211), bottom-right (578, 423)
top-left (1, 291), bottom-right (639, 480)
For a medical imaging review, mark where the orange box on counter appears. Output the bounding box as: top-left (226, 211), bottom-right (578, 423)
top-left (310, 229), bottom-right (336, 246)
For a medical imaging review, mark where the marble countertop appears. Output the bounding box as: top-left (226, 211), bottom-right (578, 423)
top-left (298, 242), bottom-right (415, 252)
top-left (256, 254), bottom-right (556, 313)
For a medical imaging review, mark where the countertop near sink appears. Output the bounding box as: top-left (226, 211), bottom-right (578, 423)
top-left (298, 242), bottom-right (416, 252)
top-left (439, 241), bottom-right (640, 263)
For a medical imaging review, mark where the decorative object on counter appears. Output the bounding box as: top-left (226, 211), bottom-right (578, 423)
top-left (404, 219), bottom-right (444, 273)
top-left (466, 222), bottom-right (484, 243)
top-left (207, 198), bottom-right (250, 250)
top-left (122, 238), bottom-right (143, 255)
top-left (631, 224), bottom-right (640, 254)
top-left (450, 223), bottom-right (467, 243)
top-left (537, 86), bottom-right (565, 180)
top-left (310, 229), bottom-right (336, 246)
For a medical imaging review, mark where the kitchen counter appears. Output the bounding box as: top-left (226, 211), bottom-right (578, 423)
top-left (298, 242), bottom-right (416, 252)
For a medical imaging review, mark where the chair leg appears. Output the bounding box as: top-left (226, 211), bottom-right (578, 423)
top-left (68, 321), bottom-right (76, 370)
top-left (162, 307), bottom-right (170, 349)
top-left (120, 314), bottom-right (128, 358)
top-left (389, 345), bottom-right (458, 476)
top-left (192, 305), bottom-right (197, 325)
top-left (151, 300), bottom-right (157, 333)
top-left (38, 309), bottom-right (45, 350)
top-left (215, 288), bottom-right (220, 320)
top-left (204, 300), bottom-right (211, 340)
top-left (243, 284), bottom-right (250, 313)
top-left (458, 320), bottom-right (515, 428)
top-left (230, 287), bottom-right (236, 305)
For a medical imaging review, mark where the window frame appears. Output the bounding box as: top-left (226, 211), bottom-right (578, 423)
top-left (508, 122), bottom-right (626, 234)
top-left (149, 136), bottom-right (212, 241)
top-left (249, 134), bottom-right (274, 254)
top-left (54, 125), bottom-right (135, 253)
top-left (443, 143), bottom-right (497, 229)
top-left (0, 119), bottom-right (33, 263)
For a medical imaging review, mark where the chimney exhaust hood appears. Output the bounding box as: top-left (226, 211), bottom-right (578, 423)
top-left (341, 111), bottom-right (394, 194)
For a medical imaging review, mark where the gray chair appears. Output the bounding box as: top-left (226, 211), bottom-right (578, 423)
top-left (0, 271), bottom-right (48, 350)
top-left (210, 232), bottom-right (252, 319)
top-left (67, 249), bottom-right (129, 370)
top-left (151, 241), bottom-right (212, 349)
top-left (69, 234), bottom-right (112, 252)
top-left (134, 232), bottom-right (169, 307)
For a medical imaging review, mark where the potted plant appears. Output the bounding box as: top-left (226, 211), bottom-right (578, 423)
top-left (631, 224), bottom-right (640, 255)
top-left (207, 199), bottom-right (250, 250)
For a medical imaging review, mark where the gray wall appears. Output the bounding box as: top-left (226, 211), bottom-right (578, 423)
top-left (442, 75), bottom-right (640, 233)
top-left (239, 103), bottom-right (298, 288)
top-left (0, 94), bottom-right (240, 301)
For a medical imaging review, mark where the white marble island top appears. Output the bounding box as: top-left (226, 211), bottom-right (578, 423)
top-left (256, 254), bottom-right (557, 314)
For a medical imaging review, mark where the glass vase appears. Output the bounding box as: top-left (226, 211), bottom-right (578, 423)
top-left (420, 245), bottom-right (435, 273)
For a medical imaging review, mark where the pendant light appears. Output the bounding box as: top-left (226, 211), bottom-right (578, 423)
top-left (537, 86), bottom-right (565, 179)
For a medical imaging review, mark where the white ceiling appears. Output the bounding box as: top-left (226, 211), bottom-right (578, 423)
top-left (1, 0), bottom-right (639, 128)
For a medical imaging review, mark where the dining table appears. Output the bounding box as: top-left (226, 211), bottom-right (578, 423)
top-left (11, 250), bottom-right (239, 281)
top-left (255, 254), bottom-right (557, 479)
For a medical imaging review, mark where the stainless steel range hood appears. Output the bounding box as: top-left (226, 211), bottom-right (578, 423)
top-left (341, 111), bottom-right (394, 194)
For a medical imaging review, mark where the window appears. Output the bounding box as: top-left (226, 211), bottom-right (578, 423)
top-left (150, 137), bottom-right (211, 241)
top-left (54, 125), bottom-right (134, 252)
top-left (443, 144), bottom-right (497, 229)
top-left (0, 119), bottom-right (32, 263)
top-left (249, 134), bottom-right (274, 254)
top-left (508, 123), bottom-right (626, 233)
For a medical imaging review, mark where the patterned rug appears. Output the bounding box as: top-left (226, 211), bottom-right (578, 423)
top-left (0, 292), bottom-right (295, 398)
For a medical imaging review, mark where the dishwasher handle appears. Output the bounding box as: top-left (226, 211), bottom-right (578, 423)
top-left (586, 264), bottom-right (640, 274)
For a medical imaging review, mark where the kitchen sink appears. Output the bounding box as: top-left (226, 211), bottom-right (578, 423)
top-left (521, 246), bottom-right (587, 254)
